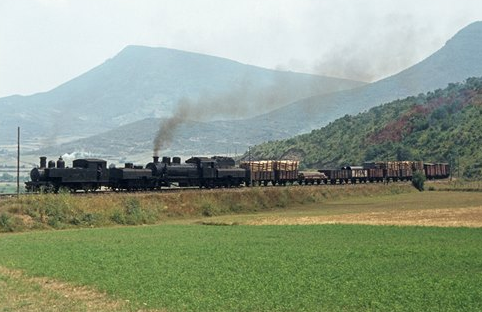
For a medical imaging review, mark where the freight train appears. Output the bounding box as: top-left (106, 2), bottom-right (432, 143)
top-left (25, 156), bottom-right (450, 193)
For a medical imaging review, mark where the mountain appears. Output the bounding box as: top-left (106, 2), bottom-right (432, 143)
top-left (44, 21), bottom-right (482, 158)
top-left (0, 46), bottom-right (364, 145)
top-left (247, 77), bottom-right (482, 178)
top-left (243, 21), bottom-right (482, 134)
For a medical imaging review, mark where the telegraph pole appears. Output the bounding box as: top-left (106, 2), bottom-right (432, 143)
top-left (248, 146), bottom-right (252, 187)
top-left (17, 127), bottom-right (20, 197)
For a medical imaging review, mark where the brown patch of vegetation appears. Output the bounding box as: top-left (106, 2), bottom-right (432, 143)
top-left (367, 87), bottom-right (479, 145)
top-left (247, 206), bottom-right (482, 228)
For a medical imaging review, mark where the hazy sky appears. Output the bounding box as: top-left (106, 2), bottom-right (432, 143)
top-left (1, 0), bottom-right (481, 98)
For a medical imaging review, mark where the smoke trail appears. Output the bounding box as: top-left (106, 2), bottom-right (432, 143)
top-left (313, 15), bottom-right (436, 82)
top-left (153, 92), bottom-right (255, 156)
top-left (153, 98), bottom-right (191, 156)
top-left (152, 75), bottom-right (327, 156)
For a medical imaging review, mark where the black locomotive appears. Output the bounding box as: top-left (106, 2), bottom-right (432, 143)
top-left (26, 156), bottom-right (109, 192)
top-left (25, 156), bottom-right (450, 193)
top-left (25, 155), bottom-right (247, 192)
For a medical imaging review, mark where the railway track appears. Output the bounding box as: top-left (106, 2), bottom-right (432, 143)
top-left (0, 185), bottom-right (249, 199)
top-left (0, 180), bottom-right (414, 200)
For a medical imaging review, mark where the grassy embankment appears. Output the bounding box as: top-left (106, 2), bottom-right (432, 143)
top-left (427, 179), bottom-right (482, 192)
top-left (0, 183), bottom-right (414, 232)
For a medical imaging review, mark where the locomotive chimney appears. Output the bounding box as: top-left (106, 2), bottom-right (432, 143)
top-left (40, 156), bottom-right (47, 168)
top-left (153, 156), bottom-right (159, 163)
top-left (57, 156), bottom-right (65, 168)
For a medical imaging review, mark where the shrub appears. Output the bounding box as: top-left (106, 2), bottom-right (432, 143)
top-left (110, 210), bottom-right (127, 224)
top-left (0, 212), bottom-right (24, 232)
top-left (121, 197), bottom-right (158, 225)
top-left (412, 170), bottom-right (426, 191)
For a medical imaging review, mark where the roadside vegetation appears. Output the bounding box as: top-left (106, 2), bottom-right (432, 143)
top-left (0, 184), bottom-right (413, 232)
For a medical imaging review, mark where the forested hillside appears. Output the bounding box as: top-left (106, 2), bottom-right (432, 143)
top-left (248, 77), bottom-right (482, 178)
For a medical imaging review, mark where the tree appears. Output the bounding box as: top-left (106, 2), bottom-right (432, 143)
top-left (412, 170), bottom-right (426, 191)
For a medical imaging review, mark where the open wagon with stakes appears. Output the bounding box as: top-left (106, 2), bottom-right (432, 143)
top-left (424, 163), bottom-right (450, 179)
top-left (318, 167), bottom-right (367, 184)
top-left (240, 160), bottom-right (299, 186)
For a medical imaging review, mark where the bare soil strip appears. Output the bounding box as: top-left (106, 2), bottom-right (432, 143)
top-left (247, 207), bottom-right (482, 227)
top-left (0, 266), bottom-right (162, 312)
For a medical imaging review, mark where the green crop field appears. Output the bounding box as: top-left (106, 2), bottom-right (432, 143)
top-left (1, 224), bottom-right (481, 311)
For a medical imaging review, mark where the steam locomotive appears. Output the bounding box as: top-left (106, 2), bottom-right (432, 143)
top-left (25, 155), bottom-right (450, 193)
top-left (25, 155), bottom-right (246, 192)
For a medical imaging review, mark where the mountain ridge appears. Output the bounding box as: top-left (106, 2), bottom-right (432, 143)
top-left (0, 46), bottom-right (365, 144)
top-left (8, 21), bottom-right (482, 161)
top-left (35, 21), bottom-right (482, 159)
top-left (244, 21), bottom-right (482, 134)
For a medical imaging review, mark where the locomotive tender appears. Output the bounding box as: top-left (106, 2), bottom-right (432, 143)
top-left (25, 155), bottom-right (450, 193)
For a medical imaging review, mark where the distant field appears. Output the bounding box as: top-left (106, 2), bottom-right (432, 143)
top-left (195, 191), bottom-right (482, 228)
top-left (0, 224), bottom-right (481, 312)
top-left (0, 182), bottom-right (23, 194)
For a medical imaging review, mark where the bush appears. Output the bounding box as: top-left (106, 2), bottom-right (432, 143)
top-left (412, 171), bottom-right (426, 191)
top-left (0, 212), bottom-right (24, 232)
top-left (122, 197), bottom-right (158, 225)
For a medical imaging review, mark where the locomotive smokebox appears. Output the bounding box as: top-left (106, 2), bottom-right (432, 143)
top-left (40, 156), bottom-right (47, 168)
top-left (153, 156), bottom-right (159, 163)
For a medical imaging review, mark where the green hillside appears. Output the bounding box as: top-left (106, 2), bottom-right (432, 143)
top-left (248, 77), bottom-right (482, 178)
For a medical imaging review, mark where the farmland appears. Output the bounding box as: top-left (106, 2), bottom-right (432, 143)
top-left (0, 185), bottom-right (482, 311)
top-left (1, 223), bottom-right (481, 311)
